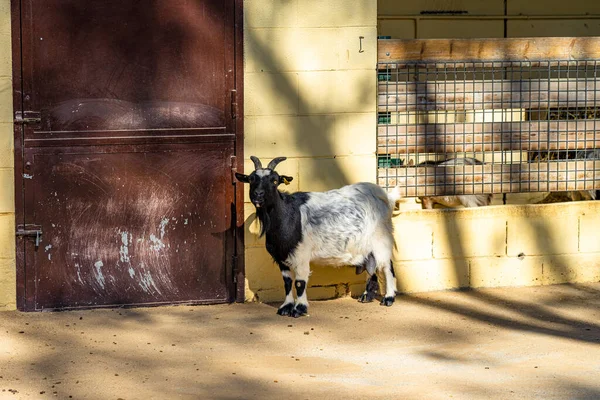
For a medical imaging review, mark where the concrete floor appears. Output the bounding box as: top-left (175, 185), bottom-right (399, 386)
top-left (1, 283), bottom-right (600, 400)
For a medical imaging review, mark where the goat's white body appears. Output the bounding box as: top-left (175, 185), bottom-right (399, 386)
top-left (282, 182), bottom-right (398, 309)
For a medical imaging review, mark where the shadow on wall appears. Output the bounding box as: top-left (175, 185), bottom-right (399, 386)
top-left (243, 1), bottom-right (376, 300)
top-left (411, 43), bottom-right (576, 295)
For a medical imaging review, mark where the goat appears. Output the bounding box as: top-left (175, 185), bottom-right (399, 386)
top-left (418, 158), bottom-right (493, 209)
top-left (236, 156), bottom-right (400, 317)
top-left (538, 150), bottom-right (600, 203)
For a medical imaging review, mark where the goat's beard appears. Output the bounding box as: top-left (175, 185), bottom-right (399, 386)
top-left (255, 207), bottom-right (270, 238)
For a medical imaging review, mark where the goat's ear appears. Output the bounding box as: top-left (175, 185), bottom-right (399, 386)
top-left (235, 172), bottom-right (250, 183)
top-left (279, 175), bottom-right (293, 185)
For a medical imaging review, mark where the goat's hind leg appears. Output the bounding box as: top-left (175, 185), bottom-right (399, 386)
top-left (380, 260), bottom-right (397, 307)
top-left (358, 253), bottom-right (378, 303)
top-left (359, 274), bottom-right (379, 303)
top-left (276, 267), bottom-right (295, 316)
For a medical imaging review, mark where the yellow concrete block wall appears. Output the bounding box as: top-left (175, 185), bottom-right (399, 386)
top-left (392, 202), bottom-right (600, 294)
top-left (243, 0), bottom-right (377, 302)
top-left (0, 0), bottom-right (14, 311)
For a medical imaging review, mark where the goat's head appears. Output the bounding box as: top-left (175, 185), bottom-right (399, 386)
top-left (235, 156), bottom-right (294, 208)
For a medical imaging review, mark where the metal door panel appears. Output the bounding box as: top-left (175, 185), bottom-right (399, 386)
top-left (13, 0), bottom-right (243, 310)
top-left (25, 143), bottom-right (233, 310)
top-left (23, 0), bottom-right (230, 132)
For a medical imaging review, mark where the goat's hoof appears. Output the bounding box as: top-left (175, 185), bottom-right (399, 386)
top-left (380, 296), bottom-right (395, 307)
top-left (358, 292), bottom-right (374, 303)
top-left (277, 303), bottom-right (294, 316)
top-left (291, 304), bottom-right (308, 318)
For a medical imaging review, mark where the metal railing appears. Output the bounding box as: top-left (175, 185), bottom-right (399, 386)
top-left (377, 38), bottom-right (600, 198)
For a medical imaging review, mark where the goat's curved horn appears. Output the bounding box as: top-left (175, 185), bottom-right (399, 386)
top-left (250, 156), bottom-right (263, 170)
top-left (267, 157), bottom-right (287, 170)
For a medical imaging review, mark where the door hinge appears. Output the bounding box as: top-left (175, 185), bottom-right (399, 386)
top-left (16, 224), bottom-right (43, 249)
top-left (230, 89), bottom-right (238, 119)
top-left (231, 155), bottom-right (238, 184)
top-left (14, 111), bottom-right (41, 125)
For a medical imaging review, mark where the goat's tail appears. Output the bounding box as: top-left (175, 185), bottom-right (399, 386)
top-left (387, 186), bottom-right (402, 211)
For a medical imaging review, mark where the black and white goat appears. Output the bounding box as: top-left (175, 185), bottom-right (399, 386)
top-left (236, 156), bottom-right (400, 317)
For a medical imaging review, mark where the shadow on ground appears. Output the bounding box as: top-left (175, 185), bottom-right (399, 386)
top-left (1, 283), bottom-right (600, 400)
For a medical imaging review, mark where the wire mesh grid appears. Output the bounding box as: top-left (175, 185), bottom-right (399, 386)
top-left (377, 59), bottom-right (600, 198)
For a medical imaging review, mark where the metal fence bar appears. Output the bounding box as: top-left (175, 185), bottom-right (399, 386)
top-left (377, 53), bottom-right (600, 197)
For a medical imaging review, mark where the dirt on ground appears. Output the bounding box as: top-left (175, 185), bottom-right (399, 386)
top-left (1, 283), bottom-right (600, 400)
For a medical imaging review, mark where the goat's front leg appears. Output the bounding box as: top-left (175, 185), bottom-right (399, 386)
top-left (291, 263), bottom-right (310, 318)
top-left (276, 267), bottom-right (295, 316)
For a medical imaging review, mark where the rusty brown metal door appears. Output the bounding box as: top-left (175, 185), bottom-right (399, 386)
top-left (12, 0), bottom-right (244, 310)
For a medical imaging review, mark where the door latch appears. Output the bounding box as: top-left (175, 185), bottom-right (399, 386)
top-left (14, 111), bottom-right (41, 125)
top-left (16, 225), bottom-right (43, 249)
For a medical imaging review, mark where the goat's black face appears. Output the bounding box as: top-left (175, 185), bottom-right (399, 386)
top-left (235, 156), bottom-right (293, 209)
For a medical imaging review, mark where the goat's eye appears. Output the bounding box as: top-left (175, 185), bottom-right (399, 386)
top-left (272, 179), bottom-right (278, 185)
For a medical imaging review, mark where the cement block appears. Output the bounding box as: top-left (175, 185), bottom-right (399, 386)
top-left (245, 28), bottom-right (340, 73)
top-left (296, 157), bottom-right (347, 192)
top-left (254, 287), bottom-right (284, 303)
top-left (338, 27), bottom-right (377, 70)
top-left (244, 117), bottom-right (256, 159)
top-left (297, 0), bottom-right (376, 28)
top-left (306, 285), bottom-right (337, 300)
top-left (243, 0), bottom-right (297, 29)
top-left (0, 123), bottom-right (13, 168)
top-left (377, 20), bottom-right (415, 39)
top-left (470, 257), bottom-right (543, 288)
top-left (378, 0), bottom-right (504, 15)
top-left (506, 205), bottom-right (579, 257)
top-left (298, 70), bottom-right (375, 114)
top-left (349, 282), bottom-right (367, 298)
top-left (0, 213), bottom-right (15, 259)
top-left (392, 218), bottom-right (433, 261)
top-left (244, 246), bottom-right (281, 290)
top-left (0, 168), bottom-right (14, 213)
top-left (253, 115), bottom-right (336, 158)
top-left (0, 78), bottom-right (13, 123)
top-left (432, 213), bottom-right (507, 259)
top-left (542, 254), bottom-right (600, 285)
top-left (334, 113), bottom-right (375, 157)
top-left (0, 3), bottom-right (10, 79)
top-left (508, 20), bottom-right (600, 38)
top-left (0, 257), bottom-right (15, 308)
top-left (309, 263), bottom-right (365, 287)
top-left (508, 0), bottom-right (600, 15)
top-left (245, 72), bottom-right (299, 116)
top-left (336, 155), bottom-right (376, 184)
top-left (395, 258), bottom-right (470, 293)
top-left (579, 209), bottom-right (600, 253)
